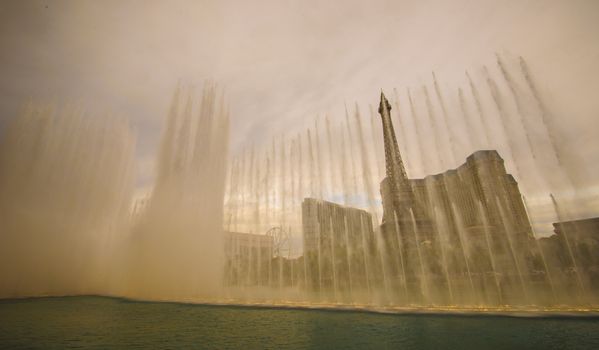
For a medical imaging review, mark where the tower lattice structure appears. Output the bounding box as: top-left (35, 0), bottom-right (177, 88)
top-left (378, 92), bottom-right (422, 223)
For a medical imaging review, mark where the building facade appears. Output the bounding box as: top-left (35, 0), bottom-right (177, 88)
top-left (546, 217), bottom-right (599, 290)
top-left (302, 198), bottom-right (376, 299)
top-left (224, 231), bottom-right (273, 286)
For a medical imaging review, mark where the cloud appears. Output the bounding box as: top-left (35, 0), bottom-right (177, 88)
top-left (0, 0), bottom-right (597, 217)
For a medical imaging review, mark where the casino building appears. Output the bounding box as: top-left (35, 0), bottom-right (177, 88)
top-left (377, 92), bottom-right (534, 303)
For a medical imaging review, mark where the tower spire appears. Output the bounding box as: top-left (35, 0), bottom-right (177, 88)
top-left (379, 91), bottom-right (408, 185)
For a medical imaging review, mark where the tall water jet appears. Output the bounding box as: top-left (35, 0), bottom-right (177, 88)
top-left (279, 137), bottom-right (287, 228)
top-left (240, 150), bottom-right (250, 232)
top-left (328, 213), bottom-right (339, 301)
top-left (307, 129), bottom-right (317, 198)
top-left (314, 120), bottom-right (326, 199)
top-left (246, 146), bottom-right (256, 233)
top-left (483, 68), bottom-right (523, 180)
top-left (343, 215), bottom-right (355, 301)
top-left (325, 116), bottom-right (339, 203)
top-left (353, 104), bottom-right (380, 224)
top-left (0, 104), bottom-right (135, 297)
top-left (496, 54), bottom-right (538, 160)
top-left (466, 71), bottom-right (493, 147)
top-left (392, 89), bottom-right (413, 175)
top-left (422, 86), bottom-right (447, 171)
top-left (392, 212), bottom-right (409, 301)
top-left (156, 85), bottom-right (181, 186)
top-left (431, 206), bottom-right (455, 304)
top-left (409, 208), bottom-right (430, 305)
top-left (518, 56), bottom-right (564, 166)
top-left (495, 196), bottom-right (529, 303)
top-left (234, 156), bottom-right (242, 230)
top-left (126, 84), bottom-right (228, 300)
top-left (457, 88), bottom-right (479, 151)
top-left (254, 154), bottom-right (262, 234)
top-left (225, 157), bottom-right (238, 231)
top-left (359, 214), bottom-right (373, 301)
top-left (432, 72), bottom-right (460, 163)
top-left (316, 217), bottom-right (324, 297)
top-left (270, 138), bottom-right (277, 228)
top-left (407, 88), bottom-right (428, 175)
top-left (369, 105), bottom-right (385, 181)
top-left (477, 200), bottom-right (502, 304)
top-left (339, 123), bottom-right (352, 206)
top-left (449, 202), bottom-right (477, 303)
top-left (297, 134), bottom-right (304, 205)
top-left (344, 103), bottom-right (360, 206)
top-left (173, 88), bottom-right (194, 174)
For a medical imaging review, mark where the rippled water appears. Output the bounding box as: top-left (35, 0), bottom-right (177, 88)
top-left (1, 297), bottom-right (599, 349)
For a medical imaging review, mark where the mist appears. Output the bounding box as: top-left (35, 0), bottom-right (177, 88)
top-left (0, 0), bottom-right (598, 307)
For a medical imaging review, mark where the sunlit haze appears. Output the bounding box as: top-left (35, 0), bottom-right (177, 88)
top-left (1, 0), bottom-right (599, 322)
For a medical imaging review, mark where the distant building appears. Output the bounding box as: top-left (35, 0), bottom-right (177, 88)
top-left (550, 217), bottom-right (599, 288)
top-left (302, 198), bottom-right (375, 296)
top-left (553, 217), bottom-right (599, 242)
top-left (224, 231), bottom-right (273, 286)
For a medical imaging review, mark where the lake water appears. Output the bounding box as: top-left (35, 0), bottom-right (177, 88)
top-left (1, 296), bottom-right (598, 349)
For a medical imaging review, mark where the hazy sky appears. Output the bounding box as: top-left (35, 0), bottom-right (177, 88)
top-left (1, 0), bottom-right (598, 195)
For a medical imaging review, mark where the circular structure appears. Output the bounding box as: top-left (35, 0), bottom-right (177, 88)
top-left (266, 226), bottom-right (290, 257)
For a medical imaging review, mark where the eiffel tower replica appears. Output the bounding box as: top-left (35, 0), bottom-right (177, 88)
top-left (378, 92), bottom-right (430, 231)
top-left (377, 92), bottom-right (436, 298)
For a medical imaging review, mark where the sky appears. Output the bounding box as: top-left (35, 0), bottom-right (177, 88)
top-left (0, 0), bottom-right (598, 214)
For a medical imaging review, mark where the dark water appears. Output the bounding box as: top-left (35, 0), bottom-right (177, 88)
top-left (1, 297), bottom-right (599, 349)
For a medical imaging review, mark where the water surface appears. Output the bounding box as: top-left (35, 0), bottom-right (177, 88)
top-left (1, 296), bottom-right (598, 349)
